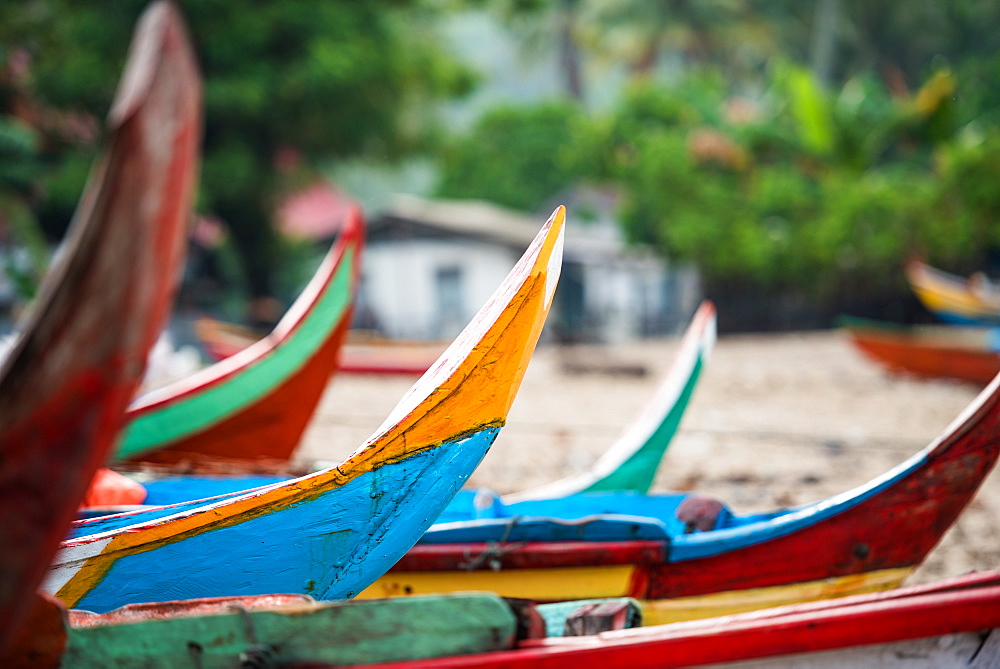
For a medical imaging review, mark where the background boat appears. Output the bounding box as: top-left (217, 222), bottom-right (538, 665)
top-left (359, 363), bottom-right (1000, 626)
top-left (86, 299), bottom-right (714, 515)
top-left (115, 208), bottom-right (364, 466)
top-left (196, 318), bottom-right (447, 375)
top-left (906, 259), bottom-right (1000, 327)
top-left (841, 316), bottom-right (1000, 385)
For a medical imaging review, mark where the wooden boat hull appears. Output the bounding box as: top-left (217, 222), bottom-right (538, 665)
top-left (116, 209), bottom-right (363, 465)
top-left (0, 0), bottom-right (200, 644)
top-left (505, 301), bottom-right (716, 503)
top-left (843, 319), bottom-right (1000, 384)
top-left (196, 318), bottom-right (446, 375)
top-left (46, 207), bottom-right (566, 613)
top-left (359, 366), bottom-right (1000, 624)
top-left (907, 259), bottom-right (1000, 326)
top-left (97, 300), bottom-right (715, 512)
top-left (372, 570), bottom-right (1000, 668)
top-left (13, 572), bottom-right (1000, 666)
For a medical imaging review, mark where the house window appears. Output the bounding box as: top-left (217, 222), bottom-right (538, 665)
top-left (435, 266), bottom-right (465, 338)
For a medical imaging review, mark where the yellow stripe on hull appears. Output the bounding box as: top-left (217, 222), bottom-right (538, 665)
top-left (357, 565), bottom-right (636, 601)
top-left (912, 285), bottom-right (986, 317)
top-left (641, 567), bottom-right (912, 626)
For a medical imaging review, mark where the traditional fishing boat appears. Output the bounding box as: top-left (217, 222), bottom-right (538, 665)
top-left (114, 207), bottom-right (364, 466)
top-left (196, 317), bottom-right (447, 375)
top-left (46, 206), bottom-right (565, 614)
top-left (906, 259), bottom-right (1000, 326)
top-left (99, 300), bottom-right (715, 511)
top-left (0, 0), bottom-right (200, 647)
top-left (374, 569), bottom-right (1000, 668)
top-left (503, 300), bottom-right (716, 504)
top-left (15, 569), bottom-right (999, 666)
top-left (359, 365), bottom-right (1000, 626)
top-left (842, 316), bottom-right (1000, 385)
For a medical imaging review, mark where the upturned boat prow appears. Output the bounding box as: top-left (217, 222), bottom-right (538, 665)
top-left (47, 206), bottom-right (565, 613)
top-left (0, 0), bottom-right (200, 646)
top-left (506, 300), bottom-right (717, 502)
top-left (115, 206), bottom-right (365, 465)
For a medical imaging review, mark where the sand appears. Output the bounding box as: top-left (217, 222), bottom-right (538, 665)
top-left (296, 329), bottom-right (1000, 585)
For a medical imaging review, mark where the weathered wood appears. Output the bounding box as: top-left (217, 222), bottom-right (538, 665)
top-left (116, 207), bottom-right (364, 465)
top-left (68, 594), bottom-right (314, 628)
top-left (0, 592), bottom-right (67, 668)
top-left (48, 207), bottom-right (565, 613)
top-left (369, 572), bottom-right (1000, 668)
top-left (502, 599), bottom-right (547, 641)
top-left (0, 0), bottom-right (200, 647)
top-left (63, 594), bottom-right (517, 667)
top-left (563, 600), bottom-right (641, 637)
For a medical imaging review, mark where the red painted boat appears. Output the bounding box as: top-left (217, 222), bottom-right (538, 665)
top-left (842, 317), bottom-right (1000, 384)
top-left (369, 569), bottom-right (1000, 668)
top-left (361, 362), bottom-right (1000, 625)
top-left (0, 0), bottom-right (200, 647)
top-left (18, 570), bottom-right (999, 666)
top-left (195, 320), bottom-right (445, 376)
top-left (114, 208), bottom-right (363, 466)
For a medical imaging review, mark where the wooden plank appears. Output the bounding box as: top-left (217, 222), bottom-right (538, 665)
top-left (63, 594), bottom-right (517, 667)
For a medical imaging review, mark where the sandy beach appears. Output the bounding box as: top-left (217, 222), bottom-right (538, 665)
top-left (296, 328), bottom-right (1000, 585)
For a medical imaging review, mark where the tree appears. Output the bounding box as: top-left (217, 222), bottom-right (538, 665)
top-left (0, 0), bottom-right (473, 305)
top-left (435, 102), bottom-right (594, 211)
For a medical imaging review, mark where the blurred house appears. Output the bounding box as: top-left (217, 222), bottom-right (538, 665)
top-left (363, 192), bottom-right (700, 342)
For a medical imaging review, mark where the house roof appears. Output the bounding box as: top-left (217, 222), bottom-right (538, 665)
top-left (372, 194), bottom-right (541, 248)
top-left (277, 181), bottom-right (358, 240)
top-left (371, 194), bottom-right (662, 265)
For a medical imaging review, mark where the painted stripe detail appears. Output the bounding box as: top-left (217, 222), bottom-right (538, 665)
top-left (641, 567), bottom-right (911, 626)
top-left (117, 247), bottom-right (354, 457)
top-left (357, 564), bottom-right (636, 602)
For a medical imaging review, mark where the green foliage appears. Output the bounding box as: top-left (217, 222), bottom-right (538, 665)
top-left (0, 0), bottom-right (473, 299)
top-left (435, 102), bottom-right (594, 210)
top-left (598, 64), bottom-right (1000, 309)
top-left (0, 115), bottom-right (48, 299)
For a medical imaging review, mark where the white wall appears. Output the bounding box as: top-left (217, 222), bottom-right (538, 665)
top-left (362, 239), bottom-right (518, 340)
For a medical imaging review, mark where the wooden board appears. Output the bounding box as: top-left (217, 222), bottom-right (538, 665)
top-left (64, 593), bottom-right (517, 667)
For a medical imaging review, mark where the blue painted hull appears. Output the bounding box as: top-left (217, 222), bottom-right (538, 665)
top-left (72, 427), bottom-right (499, 612)
top-left (421, 439), bottom-right (939, 563)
